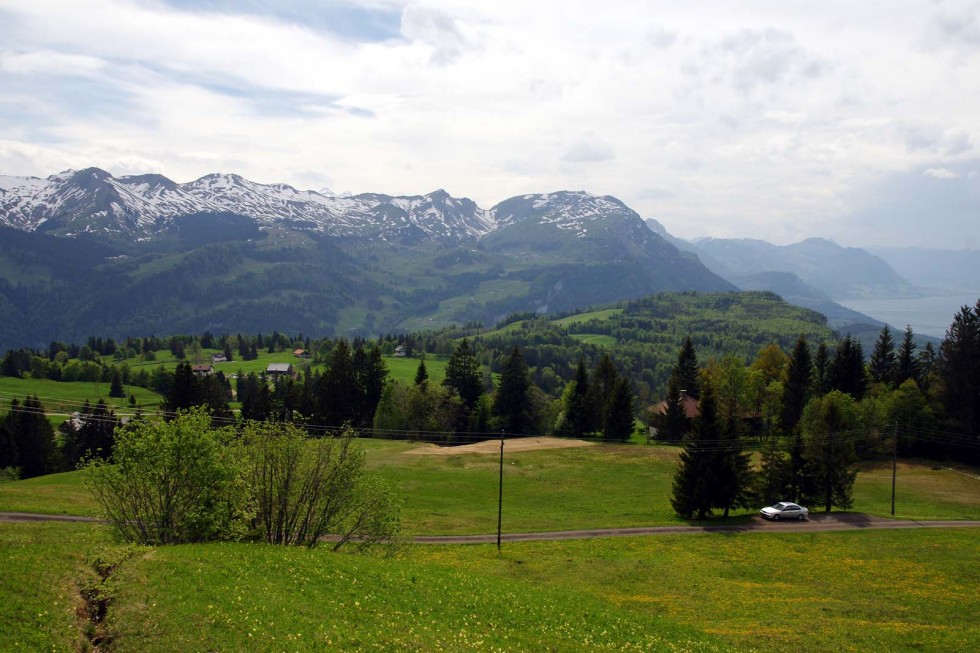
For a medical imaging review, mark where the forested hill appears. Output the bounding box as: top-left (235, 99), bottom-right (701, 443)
top-left (467, 291), bottom-right (834, 401)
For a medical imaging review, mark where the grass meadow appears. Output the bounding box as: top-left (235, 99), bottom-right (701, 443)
top-left (3, 439), bottom-right (979, 528)
top-left (0, 377), bottom-right (162, 414)
top-left (1, 437), bottom-right (978, 651)
top-left (1, 520), bottom-right (976, 652)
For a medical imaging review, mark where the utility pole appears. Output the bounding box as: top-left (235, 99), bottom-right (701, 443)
top-left (891, 422), bottom-right (898, 516)
top-left (497, 431), bottom-right (504, 551)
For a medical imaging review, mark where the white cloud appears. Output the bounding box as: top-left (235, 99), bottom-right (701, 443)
top-left (0, 0), bottom-right (978, 247)
top-left (925, 167), bottom-right (961, 179)
top-left (562, 134), bottom-right (616, 163)
top-left (400, 2), bottom-right (471, 65)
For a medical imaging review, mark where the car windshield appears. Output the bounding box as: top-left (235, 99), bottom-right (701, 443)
top-left (773, 503), bottom-right (788, 509)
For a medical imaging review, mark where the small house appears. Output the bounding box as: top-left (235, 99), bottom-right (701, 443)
top-left (266, 362), bottom-right (296, 379)
top-left (393, 345), bottom-right (407, 357)
top-left (211, 353), bottom-right (227, 364)
top-left (293, 348), bottom-right (310, 359)
top-left (192, 364), bottom-right (214, 378)
top-left (646, 390), bottom-right (700, 439)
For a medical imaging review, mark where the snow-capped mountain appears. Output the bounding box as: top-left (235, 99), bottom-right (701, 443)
top-left (0, 168), bottom-right (496, 243)
top-left (493, 191), bottom-right (635, 235)
top-left (0, 169), bottom-right (745, 349)
top-left (484, 190), bottom-right (671, 260)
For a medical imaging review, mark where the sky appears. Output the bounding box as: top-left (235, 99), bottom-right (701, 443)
top-left (1, 0), bottom-right (979, 248)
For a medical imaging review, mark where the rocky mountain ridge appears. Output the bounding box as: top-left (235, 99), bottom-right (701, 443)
top-left (0, 167), bottom-right (739, 349)
top-left (0, 168), bottom-right (646, 246)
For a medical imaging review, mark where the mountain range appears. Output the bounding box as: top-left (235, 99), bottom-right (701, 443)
top-left (0, 168), bottom-right (735, 349)
top-left (3, 167), bottom-right (954, 352)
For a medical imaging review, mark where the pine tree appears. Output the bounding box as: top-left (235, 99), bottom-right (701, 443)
top-left (163, 362), bottom-right (201, 416)
top-left (755, 435), bottom-right (792, 506)
top-left (443, 339), bottom-right (483, 409)
top-left (6, 396), bottom-right (59, 478)
top-left (67, 400), bottom-right (118, 464)
top-left (0, 406), bottom-right (21, 472)
top-left (240, 373), bottom-right (271, 422)
top-left (813, 341), bottom-right (830, 394)
top-left (660, 374), bottom-right (690, 440)
top-left (869, 325), bottom-right (897, 385)
top-left (895, 325), bottom-right (919, 386)
top-left (592, 353), bottom-right (621, 435)
top-left (780, 335), bottom-right (813, 435)
top-left (562, 359), bottom-right (593, 438)
top-left (670, 379), bottom-right (721, 520)
top-left (109, 368), bottom-right (125, 398)
top-left (319, 339), bottom-right (359, 427)
top-left (603, 376), bottom-right (635, 442)
top-left (223, 341), bottom-right (234, 362)
top-left (351, 346), bottom-right (370, 425)
top-left (828, 335), bottom-right (867, 399)
top-left (715, 418), bottom-right (754, 517)
top-left (800, 391), bottom-right (859, 512)
top-left (414, 359), bottom-right (429, 389)
top-left (199, 374), bottom-right (233, 421)
top-left (936, 303), bottom-right (979, 445)
top-left (362, 347), bottom-right (388, 426)
top-left (917, 342), bottom-right (937, 391)
top-left (493, 347), bottom-right (532, 436)
top-left (675, 336), bottom-right (700, 399)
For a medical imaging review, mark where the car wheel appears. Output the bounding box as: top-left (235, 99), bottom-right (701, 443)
top-left (797, 514), bottom-right (805, 521)
top-left (773, 514), bottom-right (779, 521)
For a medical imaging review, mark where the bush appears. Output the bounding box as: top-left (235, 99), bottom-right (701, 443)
top-left (242, 421), bottom-right (400, 549)
top-left (82, 409), bottom-right (251, 545)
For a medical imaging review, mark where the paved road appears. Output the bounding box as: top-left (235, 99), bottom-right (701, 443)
top-left (412, 514), bottom-right (980, 544)
top-left (0, 512), bottom-right (103, 523)
top-left (3, 511), bottom-right (978, 543)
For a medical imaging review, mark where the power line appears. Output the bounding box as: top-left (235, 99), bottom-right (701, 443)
top-left (2, 398), bottom-right (977, 453)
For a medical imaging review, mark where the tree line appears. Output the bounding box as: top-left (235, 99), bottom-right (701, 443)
top-left (2, 295), bottom-right (977, 489)
top-left (666, 299), bottom-right (980, 519)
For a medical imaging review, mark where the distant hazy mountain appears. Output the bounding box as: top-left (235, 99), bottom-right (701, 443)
top-left (692, 237), bottom-right (913, 299)
top-left (0, 169), bottom-right (733, 349)
top-left (868, 247), bottom-right (980, 293)
top-left (732, 271), bottom-right (884, 331)
top-left (635, 222), bottom-right (895, 332)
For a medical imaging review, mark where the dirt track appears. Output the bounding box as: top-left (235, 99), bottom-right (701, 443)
top-left (3, 511), bottom-right (978, 544)
top-left (405, 436), bottom-right (595, 455)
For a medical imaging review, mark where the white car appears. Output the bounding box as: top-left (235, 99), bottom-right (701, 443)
top-left (760, 502), bottom-right (808, 521)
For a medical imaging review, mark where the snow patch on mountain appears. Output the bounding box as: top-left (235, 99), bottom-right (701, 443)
top-left (0, 170), bottom-right (638, 244)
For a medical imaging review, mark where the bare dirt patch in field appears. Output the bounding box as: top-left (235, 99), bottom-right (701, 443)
top-left (406, 436), bottom-right (596, 456)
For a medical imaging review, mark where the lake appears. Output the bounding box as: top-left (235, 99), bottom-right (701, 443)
top-left (839, 293), bottom-right (980, 338)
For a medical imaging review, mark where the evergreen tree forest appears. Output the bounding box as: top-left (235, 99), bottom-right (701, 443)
top-left (1, 291), bottom-right (978, 492)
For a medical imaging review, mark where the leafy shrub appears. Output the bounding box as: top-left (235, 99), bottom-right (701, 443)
top-left (242, 421), bottom-right (400, 549)
top-left (82, 409), bottom-right (251, 545)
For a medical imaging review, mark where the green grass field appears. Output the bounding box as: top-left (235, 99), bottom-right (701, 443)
top-left (4, 440), bottom-right (978, 532)
top-left (383, 355), bottom-right (449, 386)
top-left (1, 439), bottom-right (978, 651)
top-left (0, 377), bottom-right (163, 414)
top-left (569, 333), bottom-right (617, 346)
top-left (554, 308), bottom-right (624, 327)
top-left (118, 348), bottom-right (312, 375)
top-left (2, 520), bottom-right (976, 652)
top-left (0, 522), bottom-right (105, 651)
